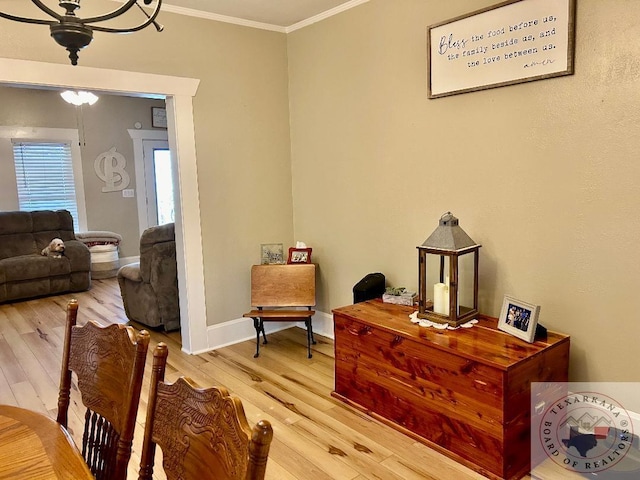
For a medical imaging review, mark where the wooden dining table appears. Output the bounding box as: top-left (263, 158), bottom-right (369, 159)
top-left (0, 404), bottom-right (93, 479)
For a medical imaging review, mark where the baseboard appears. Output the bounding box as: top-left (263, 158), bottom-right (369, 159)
top-left (298, 310), bottom-right (334, 339)
top-left (204, 309), bottom-right (334, 352)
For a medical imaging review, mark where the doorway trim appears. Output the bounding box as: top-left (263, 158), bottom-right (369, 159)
top-left (0, 57), bottom-right (207, 354)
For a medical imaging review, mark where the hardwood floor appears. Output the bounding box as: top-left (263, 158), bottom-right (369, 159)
top-left (0, 278), bottom-right (569, 480)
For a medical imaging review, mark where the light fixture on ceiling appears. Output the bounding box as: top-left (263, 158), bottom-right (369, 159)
top-left (0, 0), bottom-right (164, 66)
top-left (60, 90), bottom-right (99, 146)
top-left (60, 90), bottom-right (99, 106)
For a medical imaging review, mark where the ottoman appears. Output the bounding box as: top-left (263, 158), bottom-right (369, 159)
top-left (75, 231), bottom-right (123, 279)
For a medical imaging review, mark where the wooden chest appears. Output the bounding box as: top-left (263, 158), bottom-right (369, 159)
top-left (332, 301), bottom-right (570, 480)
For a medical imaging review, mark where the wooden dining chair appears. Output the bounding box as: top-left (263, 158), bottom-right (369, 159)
top-left (138, 343), bottom-right (274, 480)
top-left (57, 299), bottom-right (150, 480)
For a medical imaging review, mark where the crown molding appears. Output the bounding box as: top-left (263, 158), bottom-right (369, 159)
top-left (286, 0), bottom-right (370, 33)
top-left (160, 3), bottom-right (287, 33)
top-left (113, 0), bottom-right (370, 33)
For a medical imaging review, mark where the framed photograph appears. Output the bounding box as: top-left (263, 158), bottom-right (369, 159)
top-left (151, 107), bottom-right (167, 128)
top-left (287, 247), bottom-right (312, 264)
top-left (427, 0), bottom-right (576, 98)
top-left (260, 243), bottom-right (284, 264)
top-left (498, 295), bottom-right (540, 343)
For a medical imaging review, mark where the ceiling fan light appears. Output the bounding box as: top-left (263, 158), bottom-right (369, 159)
top-left (80, 91), bottom-right (99, 105)
top-left (61, 90), bottom-right (99, 106)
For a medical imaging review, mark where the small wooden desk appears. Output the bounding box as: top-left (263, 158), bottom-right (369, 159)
top-left (0, 405), bottom-right (93, 479)
top-left (243, 264), bottom-right (316, 358)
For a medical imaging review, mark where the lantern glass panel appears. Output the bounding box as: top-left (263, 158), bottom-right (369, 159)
top-left (424, 254), bottom-right (449, 308)
top-left (458, 253), bottom-right (475, 309)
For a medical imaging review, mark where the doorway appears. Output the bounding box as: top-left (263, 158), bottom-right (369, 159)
top-left (0, 57), bottom-right (207, 354)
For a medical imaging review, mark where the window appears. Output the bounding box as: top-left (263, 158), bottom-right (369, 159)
top-left (0, 127), bottom-right (87, 231)
top-left (12, 141), bottom-right (81, 226)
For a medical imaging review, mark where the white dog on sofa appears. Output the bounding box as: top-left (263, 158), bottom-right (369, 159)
top-left (41, 238), bottom-right (65, 258)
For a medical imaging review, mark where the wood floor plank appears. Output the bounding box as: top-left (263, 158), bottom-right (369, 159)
top-left (395, 438), bottom-right (489, 479)
top-left (0, 368), bottom-right (16, 405)
top-left (306, 355), bottom-right (335, 379)
top-left (0, 310), bottom-right (12, 335)
top-left (197, 361), bottom-right (305, 426)
top-left (288, 418), bottom-right (406, 480)
top-left (529, 458), bottom-right (585, 479)
top-left (325, 405), bottom-right (422, 454)
top-left (0, 335), bottom-right (26, 385)
top-left (13, 306), bottom-right (65, 352)
top-left (276, 329), bottom-right (336, 360)
top-left (260, 457), bottom-right (298, 480)
top-left (10, 380), bottom-right (47, 414)
top-left (3, 305), bottom-right (34, 335)
top-left (286, 403), bottom-right (395, 463)
top-left (1, 321), bottom-right (60, 410)
top-left (210, 346), bottom-right (338, 412)
top-left (266, 438), bottom-right (348, 480)
top-left (22, 331), bottom-right (64, 382)
top-left (225, 338), bottom-right (335, 390)
top-left (379, 455), bottom-right (450, 480)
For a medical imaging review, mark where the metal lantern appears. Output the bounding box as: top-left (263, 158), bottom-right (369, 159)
top-left (417, 212), bottom-right (481, 327)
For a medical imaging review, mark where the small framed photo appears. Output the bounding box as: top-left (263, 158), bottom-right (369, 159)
top-left (287, 247), bottom-right (312, 264)
top-left (498, 295), bottom-right (540, 343)
top-left (152, 107), bottom-right (167, 128)
top-left (260, 243), bottom-right (284, 264)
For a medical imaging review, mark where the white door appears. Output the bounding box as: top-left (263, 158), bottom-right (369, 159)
top-left (142, 139), bottom-right (174, 227)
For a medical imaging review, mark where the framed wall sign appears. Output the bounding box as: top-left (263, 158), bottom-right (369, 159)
top-left (151, 107), bottom-right (167, 128)
top-left (427, 0), bottom-right (576, 98)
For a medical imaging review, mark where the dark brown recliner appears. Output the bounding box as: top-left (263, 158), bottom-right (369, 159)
top-left (117, 223), bottom-right (180, 331)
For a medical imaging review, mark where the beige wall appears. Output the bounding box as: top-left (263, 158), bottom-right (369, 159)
top-left (0, 2), bottom-right (293, 325)
top-left (0, 86), bottom-right (164, 257)
top-left (287, 0), bottom-right (640, 382)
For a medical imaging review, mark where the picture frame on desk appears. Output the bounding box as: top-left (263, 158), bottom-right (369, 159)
top-left (498, 295), bottom-right (540, 343)
top-left (260, 243), bottom-right (284, 264)
top-left (287, 247), bottom-right (312, 264)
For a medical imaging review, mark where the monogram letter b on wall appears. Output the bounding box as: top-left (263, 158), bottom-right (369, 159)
top-left (95, 147), bottom-right (131, 192)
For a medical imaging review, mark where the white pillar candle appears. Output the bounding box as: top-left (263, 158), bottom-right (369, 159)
top-left (444, 275), bottom-right (457, 315)
top-left (433, 283), bottom-right (449, 315)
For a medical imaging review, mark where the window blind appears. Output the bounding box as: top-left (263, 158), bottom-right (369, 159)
top-left (12, 141), bottom-right (80, 227)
